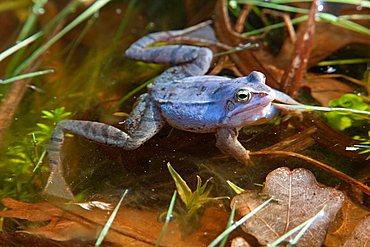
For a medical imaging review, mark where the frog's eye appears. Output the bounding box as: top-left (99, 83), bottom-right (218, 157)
top-left (235, 89), bottom-right (252, 103)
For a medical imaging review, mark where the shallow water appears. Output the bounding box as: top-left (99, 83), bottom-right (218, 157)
top-left (0, 0), bottom-right (369, 246)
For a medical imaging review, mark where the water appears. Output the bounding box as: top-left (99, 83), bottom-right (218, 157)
top-left (0, 0), bottom-right (369, 245)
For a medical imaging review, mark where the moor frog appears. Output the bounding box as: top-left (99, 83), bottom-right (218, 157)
top-left (44, 23), bottom-right (300, 199)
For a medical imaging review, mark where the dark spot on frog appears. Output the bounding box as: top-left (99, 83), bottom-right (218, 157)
top-left (182, 48), bottom-right (197, 61)
top-left (201, 86), bottom-right (207, 92)
top-left (226, 99), bottom-right (236, 111)
top-left (170, 46), bottom-right (182, 64)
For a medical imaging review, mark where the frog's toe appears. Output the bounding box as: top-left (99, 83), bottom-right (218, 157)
top-left (43, 172), bottom-right (75, 201)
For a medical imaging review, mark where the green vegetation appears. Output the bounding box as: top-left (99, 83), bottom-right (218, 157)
top-left (167, 163), bottom-right (228, 229)
top-left (229, 0), bottom-right (370, 36)
top-left (156, 191), bottom-right (177, 247)
top-left (95, 190), bottom-right (128, 247)
top-left (353, 131), bottom-right (370, 159)
top-left (209, 197), bottom-right (274, 247)
top-left (0, 0), bottom-right (136, 202)
top-left (0, 107), bottom-right (71, 201)
top-left (326, 94), bottom-right (370, 131)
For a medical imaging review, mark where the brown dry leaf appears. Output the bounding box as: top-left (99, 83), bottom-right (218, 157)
top-left (0, 198), bottom-right (228, 246)
top-left (302, 75), bottom-right (355, 106)
top-left (325, 197), bottom-right (370, 246)
top-left (231, 167), bottom-right (345, 247)
top-left (341, 215), bottom-right (370, 247)
top-left (231, 237), bottom-right (251, 247)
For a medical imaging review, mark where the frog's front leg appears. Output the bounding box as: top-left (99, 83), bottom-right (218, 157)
top-left (44, 94), bottom-right (164, 200)
top-left (215, 128), bottom-right (250, 164)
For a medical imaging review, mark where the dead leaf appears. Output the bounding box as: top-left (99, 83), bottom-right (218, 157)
top-left (341, 215), bottom-right (370, 247)
top-left (231, 237), bottom-right (251, 247)
top-left (0, 198), bottom-right (228, 246)
top-left (325, 197), bottom-right (370, 246)
top-left (303, 75), bottom-right (356, 106)
top-left (231, 167), bottom-right (345, 247)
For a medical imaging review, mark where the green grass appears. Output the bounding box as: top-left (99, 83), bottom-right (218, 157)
top-left (95, 189), bottom-right (128, 247)
top-left (267, 205), bottom-right (327, 247)
top-left (232, 0), bottom-right (370, 36)
top-left (208, 197), bottom-right (274, 247)
top-left (13, 0), bottom-right (112, 76)
top-left (0, 107), bottom-right (71, 201)
top-left (273, 103), bottom-right (370, 117)
top-left (219, 201), bottom-right (238, 247)
top-left (317, 58), bottom-right (370, 66)
top-left (0, 32), bottom-right (42, 62)
top-left (156, 191), bottom-right (177, 247)
top-left (0, 69), bottom-right (54, 84)
top-left (167, 162), bottom-right (228, 220)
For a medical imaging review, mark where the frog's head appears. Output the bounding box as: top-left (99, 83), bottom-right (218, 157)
top-left (222, 71), bottom-right (278, 127)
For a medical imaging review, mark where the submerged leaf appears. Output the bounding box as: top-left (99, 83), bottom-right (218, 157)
top-left (324, 197), bottom-right (370, 246)
top-left (231, 167), bottom-right (344, 247)
top-left (167, 162), bottom-right (192, 206)
top-left (0, 198), bottom-right (228, 246)
top-left (341, 215), bottom-right (370, 247)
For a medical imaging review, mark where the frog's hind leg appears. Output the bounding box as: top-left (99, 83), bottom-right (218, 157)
top-left (125, 24), bottom-right (213, 80)
top-left (44, 94), bottom-right (164, 200)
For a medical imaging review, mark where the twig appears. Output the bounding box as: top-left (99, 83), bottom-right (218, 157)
top-left (281, 0), bottom-right (318, 97)
top-left (250, 150), bottom-right (370, 196)
top-left (235, 4), bottom-right (251, 33)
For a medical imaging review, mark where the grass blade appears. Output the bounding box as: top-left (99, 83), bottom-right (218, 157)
top-left (155, 191), bottom-right (177, 247)
top-left (95, 189), bottom-right (128, 247)
top-left (5, 0), bottom-right (48, 75)
top-left (243, 15), bottom-right (308, 37)
top-left (0, 69), bottom-right (54, 84)
top-left (0, 32), bottom-right (43, 62)
top-left (273, 103), bottom-right (370, 116)
top-left (319, 12), bottom-right (370, 35)
top-left (118, 78), bottom-right (153, 105)
top-left (236, 0), bottom-right (309, 14)
top-left (14, 0), bottom-right (111, 75)
top-left (6, 0), bottom-right (84, 76)
top-left (317, 58), bottom-right (370, 66)
top-left (17, 0), bottom-right (48, 40)
top-left (236, 0), bottom-right (370, 36)
top-left (269, 0), bottom-right (370, 8)
top-left (226, 180), bottom-right (245, 194)
top-left (208, 197), bottom-right (274, 247)
top-left (267, 205), bottom-right (327, 247)
top-left (219, 201), bottom-right (238, 247)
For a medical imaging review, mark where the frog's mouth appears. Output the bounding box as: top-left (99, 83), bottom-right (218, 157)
top-left (233, 94), bottom-right (273, 115)
top-left (233, 102), bottom-right (272, 117)
top-left (229, 95), bottom-right (276, 125)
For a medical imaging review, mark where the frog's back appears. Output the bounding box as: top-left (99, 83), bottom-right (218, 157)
top-left (150, 76), bottom-right (230, 132)
top-left (149, 76), bottom-right (228, 101)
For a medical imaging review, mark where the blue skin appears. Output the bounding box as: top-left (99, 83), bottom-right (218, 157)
top-left (151, 74), bottom-right (279, 133)
top-left (44, 23), bottom-right (300, 200)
